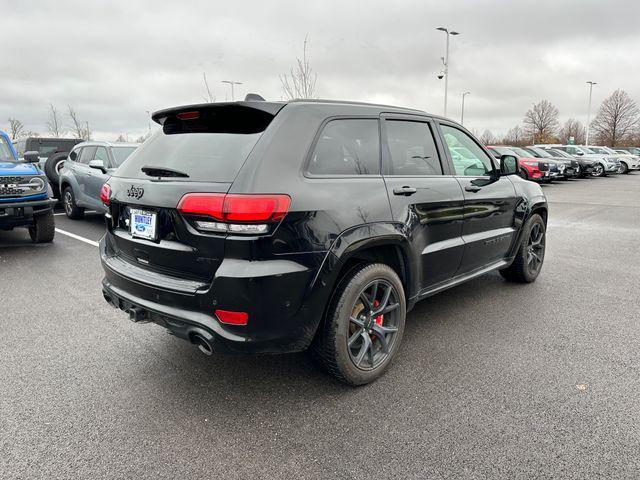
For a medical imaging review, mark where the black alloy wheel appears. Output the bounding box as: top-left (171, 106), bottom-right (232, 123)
top-left (526, 222), bottom-right (545, 276)
top-left (347, 279), bottom-right (401, 370)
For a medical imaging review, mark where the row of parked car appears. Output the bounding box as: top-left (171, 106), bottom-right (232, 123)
top-left (480, 144), bottom-right (640, 182)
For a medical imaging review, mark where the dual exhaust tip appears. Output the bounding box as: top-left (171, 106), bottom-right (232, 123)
top-left (103, 290), bottom-right (214, 356)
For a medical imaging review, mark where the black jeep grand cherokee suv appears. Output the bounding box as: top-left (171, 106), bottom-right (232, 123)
top-left (100, 100), bottom-right (548, 385)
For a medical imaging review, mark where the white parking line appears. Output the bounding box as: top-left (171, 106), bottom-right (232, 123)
top-left (55, 228), bottom-right (99, 247)
top-left (54, 211), bottom-right (97, 216)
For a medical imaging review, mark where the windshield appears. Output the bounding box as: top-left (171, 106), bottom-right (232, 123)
top-left (523, 147), bottom-right (546, 158)
top-left (510, 147), bottom-right (534, 158)
top-left (579, 147), bottom-right (595, 154)
top-left (490, 146), bottom-right (517, 157)
top-left (588, 146), bottom-right (606, 154)
top-left (0, 136), bottom-right (16, 162)
top-left (111, 146), bottom-right (138, 167)
top-left (549, 149), bottom-right (572, 158)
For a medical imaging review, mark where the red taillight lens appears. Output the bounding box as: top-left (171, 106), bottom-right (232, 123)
top-left (177, 193), bottom-right (291, 223)
top-left (100, 184), bottom-right (111, 206)
top-left (215, 309), bottom-right (249, 326)
top-left (176, 111), bottom-right (200, 120)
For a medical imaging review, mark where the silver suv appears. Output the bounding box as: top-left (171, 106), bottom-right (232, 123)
top-left (59, 141), bottom-right (138, 218)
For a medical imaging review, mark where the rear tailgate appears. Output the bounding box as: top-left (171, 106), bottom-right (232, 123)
top-left (103, 101), bottom-right (285, 284)
top-left (105, 178), bottom-right (231, 282)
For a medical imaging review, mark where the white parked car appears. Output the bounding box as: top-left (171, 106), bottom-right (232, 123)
top-left (587, 146), bottom-right (640, 174)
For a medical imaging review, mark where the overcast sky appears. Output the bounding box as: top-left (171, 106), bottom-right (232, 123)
top-left (3, 0), bottom-right (640, 140)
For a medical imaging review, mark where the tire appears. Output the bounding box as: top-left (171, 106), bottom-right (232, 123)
top-left (312, 263), bottom-right (406, 386)
top-left (500, 214), bottom-right (546, 283)
top-left (44, 152), bottom-right (68, 185)
top-left (29, 210), bottom-right (55, 243)
top-left (62, 186), bottom-right (85, 219)
top-left (619, 162), bottom-right (629, 174)
top-left (591, 163), bottom-right (605, 177)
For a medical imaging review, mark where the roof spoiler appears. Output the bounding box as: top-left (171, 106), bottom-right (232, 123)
top-left (151, 101), bottom-right (284, 127)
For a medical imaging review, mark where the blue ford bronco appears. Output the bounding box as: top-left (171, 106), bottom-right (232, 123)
top-left (0, 130), bottom-right (55, 242)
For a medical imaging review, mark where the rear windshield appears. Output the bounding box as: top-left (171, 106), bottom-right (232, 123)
top-left (115, 105), bottom-right (276, 182)
top-left (112, 146), bottom-right (138, 167)
top-left (115, 131), bottom-right (261, 182)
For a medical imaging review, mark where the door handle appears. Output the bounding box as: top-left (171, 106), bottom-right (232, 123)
top-left (393, 186), bottom-right (417, 196)
top-left (465, 185), bottom-right (482, 193)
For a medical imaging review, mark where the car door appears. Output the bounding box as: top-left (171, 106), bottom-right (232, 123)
top-left (437, 122), bottom-right (517, 274)
top-left (381, 114), bottom-right (465, 290)
top-left (83, 146), bottom-right (111, 210)
top-left (74, 146), bottom-right (97, 205)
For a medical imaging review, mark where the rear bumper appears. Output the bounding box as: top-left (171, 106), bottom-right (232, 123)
top-left (0, 197), bottom-right (54, 229)
top-left (100, 236), bottom-right (329, 354)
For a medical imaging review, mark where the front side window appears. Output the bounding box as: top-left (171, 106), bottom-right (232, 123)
top-left (384, 120), bottom-right (442, 175)
top-left (111, 146), bottom-right (137, 167)
top-left (95, 147), bottom-right (109, 163)
top-left (1, 136), bottom-right (15, 162)
top-left (308, 119), bottom-right (380, 175)
top-left (78, 146), bottom-right (96, 164)
top-left (441, 125), bottom-right (494, 176)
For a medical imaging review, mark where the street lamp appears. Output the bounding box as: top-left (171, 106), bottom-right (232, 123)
top-left (461, 91), bottom-right (470, 125)
top-left (436, 27), bottom-right (460, 118)
top-left (222, 80), bottom-right (243, 101)
top-left (585, 81), bottom-right (597, 146)
top-left (145, 110), bottom-right (151, 133)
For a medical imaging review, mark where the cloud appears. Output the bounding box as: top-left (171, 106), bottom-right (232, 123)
top-left (2, 0), bottom-right (639, 140)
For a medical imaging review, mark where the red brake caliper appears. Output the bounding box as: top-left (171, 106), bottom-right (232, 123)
top-left (373, 300), bottom-right (384, 326)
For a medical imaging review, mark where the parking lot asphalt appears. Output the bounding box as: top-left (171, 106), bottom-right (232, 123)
top-left (1, 174), bottom-right (639, 479)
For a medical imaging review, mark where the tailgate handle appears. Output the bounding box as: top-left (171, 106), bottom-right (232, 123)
top-left (393, 186), bottom-right (417, 196)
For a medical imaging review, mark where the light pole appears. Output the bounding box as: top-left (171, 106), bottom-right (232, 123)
top-left (222, 80), bottom-right (243, 101)
top-left (145, 110), bottom-right (151, 133)
top-left (461, 91), bottom-right (470, 125)
top-left (585, 81), bottom-right (597, 145)
top-left (436, 27), bottom-right (460, 118)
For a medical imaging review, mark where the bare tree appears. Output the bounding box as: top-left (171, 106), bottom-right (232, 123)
top-left (7, 118), bottom-right (25, 140)
top-left (502, 125), bottom-right (526, 146)
top-left (558, 118), bottom-right (586, 145)
top-left (280, 35), bottom-right (317, 100)
top-left (590, 89), bottom-right (639, 147)
top-left (523, 100), bottom-right (559, 144)
top-left (46, 104), bottom-right (64, 137)
top-left (115, 134), bottom-right (128, 142)
top-left (67, 105), bottom-right (91, 140)
top-left (202, 72), bottom-right (215, 102)
top-left (479, 129), bottom-right (496, 145)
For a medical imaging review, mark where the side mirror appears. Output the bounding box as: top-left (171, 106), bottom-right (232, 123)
top-left (24, 151), bottom-right (40, 163)
top-left (88, 159), bottom-right (107, 173)
top-left (500, 154), bottom-right (519, 175)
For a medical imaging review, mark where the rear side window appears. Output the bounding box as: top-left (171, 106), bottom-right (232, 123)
top-left (308, 119), bottom-right (380, 175)
top-left (384, 120), bottom-right (442, 175)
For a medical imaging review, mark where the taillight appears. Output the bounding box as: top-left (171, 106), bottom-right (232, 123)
top-left (100, 183), bottom-right (111, 206)
top-left (215, 309), bottom-right (249, 326)
top-left (177, 193), bottom-right (291, 234)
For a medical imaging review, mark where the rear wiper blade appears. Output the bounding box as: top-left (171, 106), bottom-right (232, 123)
top-left (141, 165), bottom-right (190, 178)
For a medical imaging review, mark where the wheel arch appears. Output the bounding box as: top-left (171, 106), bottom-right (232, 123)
top-left (324, 222), bottom-right (419, 304)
